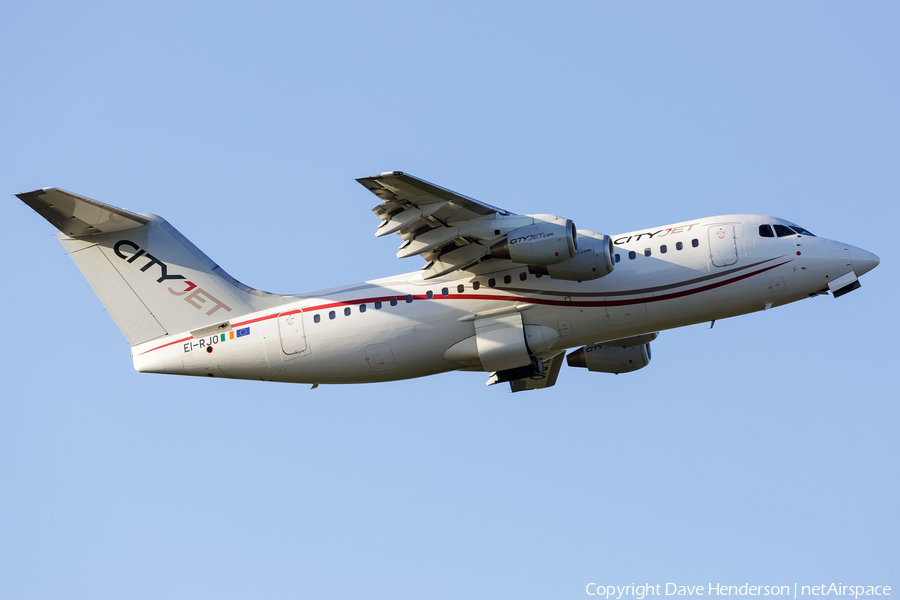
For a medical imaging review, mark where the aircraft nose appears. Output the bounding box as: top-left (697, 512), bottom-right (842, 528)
top-left (850, 248), bottom-right (880, 276)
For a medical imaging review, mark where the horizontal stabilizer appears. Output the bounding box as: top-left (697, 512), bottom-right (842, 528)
top-left (16, 188), bottom-right (150, 236)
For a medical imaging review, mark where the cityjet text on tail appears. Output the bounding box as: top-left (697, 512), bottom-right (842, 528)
top-left (17, 171), bottom-right (880, 392)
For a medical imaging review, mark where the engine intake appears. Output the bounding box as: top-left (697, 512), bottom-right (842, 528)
top-left (490, 218), bottom-right (577, 266)
top-left (566, 343), bottom-right (651, 374)
top-left (528, 230), bottom-right (614, 281)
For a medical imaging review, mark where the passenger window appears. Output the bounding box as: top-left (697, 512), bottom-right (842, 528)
top-left (504, 275), bottom-right (512, 284)
top-left (628, 251), bottom-right (636, 260)
top-left (405, 294), bottom-right (413, 303)
top-left (660, 245), bottom-right (667, 254)
top-left (676, 242), bottom-right (683, 251)
top-left (692, 239), bottom-right (699, 248)
top-left (344, 307), bottom-right (351, 316)
top-left (442, 287), bottom-right (449, 296)
top-left (759, 224), bottom-right (775, 237)
top-left (359, 304), bottom-right (366, 313)
top-left (390, 297), bottom-right (397, 306)
top-left (473, 281), bottom-right (480, 290)
top-left (488, 278), bottom-right (496, 287)
top-left (375, 301), bottom-right (382, 309)
top-left (426, 290), bottom-right (433, 299)
top-left (519, 272), bottom-right (527, 281)
top-left (329, 310), bottom-right (336, 320)
top-left (314, 314), bottom-right (321, 323)
top-left (457, 285), bottom-right (464, 293)
top-left (773, 224), bottom-right (794, 237)
top-left (644, 248), bottom-right (651, 257)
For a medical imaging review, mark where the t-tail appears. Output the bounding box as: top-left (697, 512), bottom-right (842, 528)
top-left (17, 188), bottom-right (285, 348)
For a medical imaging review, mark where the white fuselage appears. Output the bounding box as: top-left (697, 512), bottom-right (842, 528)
top-left (131, 214), bottom-right (878, 385)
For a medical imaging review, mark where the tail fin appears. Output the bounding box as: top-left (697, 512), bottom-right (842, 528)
top-left (18, 187), bottom-right (283, 346)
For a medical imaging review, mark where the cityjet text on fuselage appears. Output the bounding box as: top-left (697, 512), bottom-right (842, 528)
top-left (614, 223), bottom-right (700, 245)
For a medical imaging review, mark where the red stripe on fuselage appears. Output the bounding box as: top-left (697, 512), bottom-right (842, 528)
top-left (138, 260), bottom-right (790, 356)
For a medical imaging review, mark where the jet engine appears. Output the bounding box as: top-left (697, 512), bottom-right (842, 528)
top-left (528, 230), bottom-right (614, 281)
top-left (490, 217), bottom-right (577, 266)
top-left (566, 342), bottom-right (651, 374)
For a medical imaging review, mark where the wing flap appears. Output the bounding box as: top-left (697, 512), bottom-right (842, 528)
top-left (595, 332), bottom-right (659, 347)
top-left (375, 201), bottom-right (448, 237)
top-left (422, 244), bottom-right (487, 280)
top-left (509, 352), bottom-right (565, 392)
top-left (396, 226), bottom-right (460, 259)
top-left (358, 171), bottom-right (516, 276)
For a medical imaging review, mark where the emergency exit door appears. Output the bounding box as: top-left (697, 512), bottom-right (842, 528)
top-left (278, 311), bottom-right (308, 355)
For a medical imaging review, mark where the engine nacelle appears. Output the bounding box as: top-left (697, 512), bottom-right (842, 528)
top-left (528, 230), bottom-right (614, 281)
top-left (490, 217), bottom-right (576, 266)
top-left (566, 343), bottom-right (651, 374)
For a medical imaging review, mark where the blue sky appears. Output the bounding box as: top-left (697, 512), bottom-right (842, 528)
top-left (2, 2), bottom-right (897, 599)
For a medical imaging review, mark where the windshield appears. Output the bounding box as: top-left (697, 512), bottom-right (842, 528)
top-left (773, 224), bottom-right (795, 237)
top-left (789, 225), bottom-right (816, 237)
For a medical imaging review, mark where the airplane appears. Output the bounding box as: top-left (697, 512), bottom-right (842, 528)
top-left (17, 171), bottom-right (880, 392)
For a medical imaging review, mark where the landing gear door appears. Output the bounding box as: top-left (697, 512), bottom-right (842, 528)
top-left (708, 225), bottom-right (738, 267)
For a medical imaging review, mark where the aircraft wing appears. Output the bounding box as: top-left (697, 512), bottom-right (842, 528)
top-left (357, 171), bottom-right (516, 279)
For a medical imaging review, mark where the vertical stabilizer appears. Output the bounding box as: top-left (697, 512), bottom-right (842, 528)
top-left (18, 188), bottom-right (282, 346)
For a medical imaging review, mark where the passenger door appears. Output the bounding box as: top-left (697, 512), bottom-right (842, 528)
top-left (708, 225), bottom-right (738, 267)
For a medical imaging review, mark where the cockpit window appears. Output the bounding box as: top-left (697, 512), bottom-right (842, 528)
top-left (773, 224), bottom-right (795, 237)
top-left (789, 225), bottom-right (816, 237)
top-left (759, 225), bottom-right (774, 237)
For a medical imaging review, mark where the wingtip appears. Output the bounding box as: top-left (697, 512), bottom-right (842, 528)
top-left (15, 187), bottom-right (60, 199)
